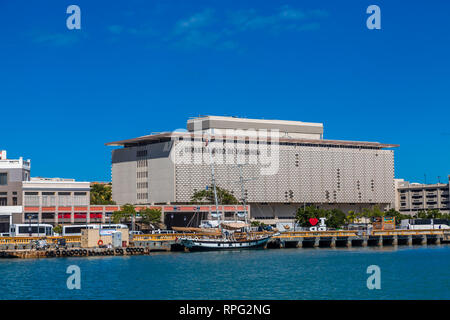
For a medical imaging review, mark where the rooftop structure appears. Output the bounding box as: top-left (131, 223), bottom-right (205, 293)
top-left (187, 115), bottom-right (324, 140)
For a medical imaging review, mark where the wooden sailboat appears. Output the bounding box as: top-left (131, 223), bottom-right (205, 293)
top-left (177, 135), bottom-right (273, 252)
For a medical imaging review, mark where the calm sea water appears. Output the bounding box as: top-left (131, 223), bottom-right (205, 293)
top-left (0, 245), bottom-right (449, 300)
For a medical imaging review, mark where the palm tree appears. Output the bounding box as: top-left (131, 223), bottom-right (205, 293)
top-left (138, 208), bottom-right (162, 230)
top-left (346, 210), bottom-right (357, 224)
top-left (90, 183), bottom-right (116, 205)
top-left (112, 204), bottom-right (137, 231)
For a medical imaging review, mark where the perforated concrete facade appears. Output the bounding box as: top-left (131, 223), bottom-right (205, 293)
top-left (173, 143), bottom-right (395, 205)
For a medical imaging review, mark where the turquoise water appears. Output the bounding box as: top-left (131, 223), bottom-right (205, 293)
top-left (0, 245), bottom-right (449, 300)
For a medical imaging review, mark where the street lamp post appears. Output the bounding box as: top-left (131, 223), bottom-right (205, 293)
top-left (28, 215), bottom-right (32, 236)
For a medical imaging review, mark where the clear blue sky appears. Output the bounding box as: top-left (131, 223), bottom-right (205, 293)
top-left (1, 0), bottom-right (449, 183)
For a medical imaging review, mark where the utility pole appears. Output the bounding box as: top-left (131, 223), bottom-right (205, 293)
top-left (233, 164), bottom-right (257, 232)
top-left (207, 133), bottom-right (221, 230)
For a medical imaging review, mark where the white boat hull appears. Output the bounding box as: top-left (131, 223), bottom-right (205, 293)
top-left (180, 236), bottom-right (271, 252)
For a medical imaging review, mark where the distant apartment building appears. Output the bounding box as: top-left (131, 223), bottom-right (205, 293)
top-left (107, 115), bottom-right (398, 225)
top-left (395, 176), bottom-right (450, 215)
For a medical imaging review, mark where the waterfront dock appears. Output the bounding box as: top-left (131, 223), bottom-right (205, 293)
top-left (268, 229), bottom-right (447, 248)
top-left (0, 229), bottom-right (449, 259)
top-left (0, 247), bottom-right (149, 259)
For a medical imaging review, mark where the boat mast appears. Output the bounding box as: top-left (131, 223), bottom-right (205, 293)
top-left (237, 165), bottom-right (248, 230)
top-left (207, 131), bottom-right (221, 230)
top-left (234, 164), bottom-right (256, 233)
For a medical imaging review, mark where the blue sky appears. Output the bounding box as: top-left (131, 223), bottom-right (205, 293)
top-left (0, 0), bottom-right (449, 183)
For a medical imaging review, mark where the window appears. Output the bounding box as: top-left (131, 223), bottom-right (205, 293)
top-left (42, 212), bottom-right (54, 219)
top-left (18, 226), bottom-right (46, 234)
top-left (0, 198), bottom-right (7, 206)
top-left (13, 197), bottom-right (17, 205)
top-left (137, 150), bottom-right (148, 157)
top-left (0, 173), bottom-right (7, 185)
top-left (24, 192), bottom-right (39, 206)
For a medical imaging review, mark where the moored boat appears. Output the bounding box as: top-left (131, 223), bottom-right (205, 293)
top-left (179, 233), bottom-right (272, 252)
top-left (178, 135), bottom-right (274, 252)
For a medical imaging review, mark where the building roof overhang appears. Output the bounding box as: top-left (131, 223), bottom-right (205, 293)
top-left (106, 132), bottom-right (399, 149)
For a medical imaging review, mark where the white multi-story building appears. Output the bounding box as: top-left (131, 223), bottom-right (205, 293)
top-left (23, 177), bottom-right (90, 207)
top-left (0, 150), bottom-right (31, 207)
top-left (0, 150), bottom-right (91, 230)
top-left (0, 150), bottom-right (31, 232)
top-left (107, 116), bottom-right (398, 224)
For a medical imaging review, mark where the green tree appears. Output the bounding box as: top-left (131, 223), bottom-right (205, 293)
top-left (426, 209), bottom-right (442, 219)
top-left (251, 221), bottom-right (267, 227)
top-left (296, 206), bottom-right (351, 229)
top-left (90, 183), bottom-right (116, 205)
top-left (361, 205), bottom-right (385, 218)
top-left (139, 208), bottom-right (162, 229)
top-left (415, 209), bottom-right (447, 219)
top-left (415, 210), bottom-right (428, 219)
top-left (346, 210), bottom-right (357, 224)
top-left (326, 209), bottom-right (346, 229)
top-left (112, 204), bottom-right (137, 231)
top-left (295, 205), bottom-right (326, 228)
top-left (53, 224), bottom-right (62, 235)
top-left (191, 186), bottom-right (239, 205)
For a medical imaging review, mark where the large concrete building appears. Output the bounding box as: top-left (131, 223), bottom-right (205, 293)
top-left (395, 177), bottom-right (450, 215)
top-left (107, 116), bottom-right (398, 224)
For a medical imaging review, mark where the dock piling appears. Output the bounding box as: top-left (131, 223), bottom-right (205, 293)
top-left (377, 236), bottom-right (383, 247)
top-left (421, 235), bottom-right (427, 245)
top-left (313, 238), bottom-right (320, 248)
top-left (346, 239), bottom-right (352, 248)
top-left (330, 237), bottom-right (336, 248)
top-left (362, 238), bottom-right (368, 247)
